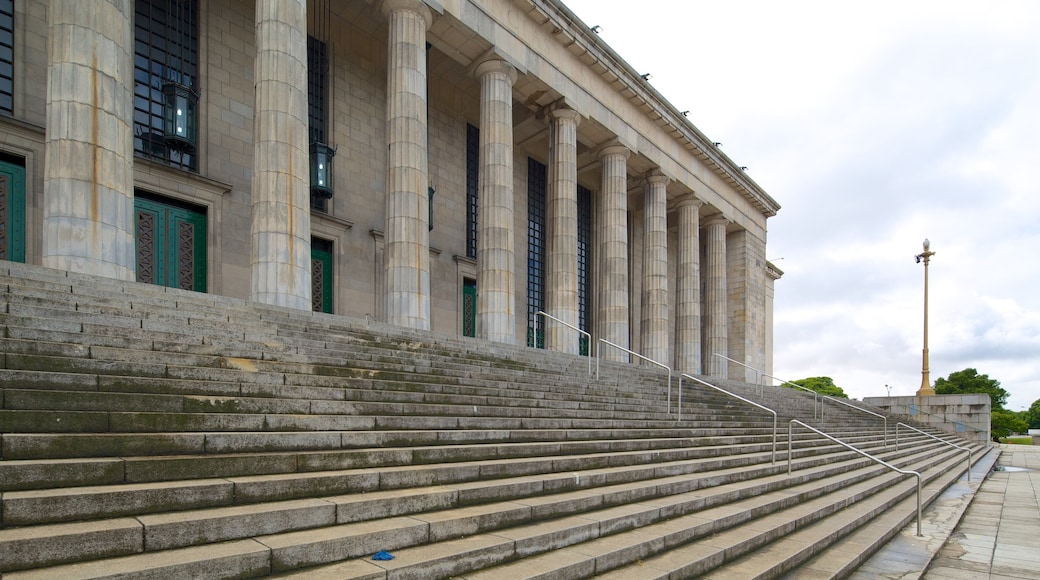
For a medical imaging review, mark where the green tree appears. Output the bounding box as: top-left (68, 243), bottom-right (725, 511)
top-left (934, 368), bottom-right (1009, 410)
top-left (789, 376), bottom-right (848, 398)
top-left (991, 409), bottom-right (1029, 442)
top-left (1026, 399), bottom-right (1040, 430)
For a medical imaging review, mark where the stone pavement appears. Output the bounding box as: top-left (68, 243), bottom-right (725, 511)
top-left (850, 443), bottom-right (1040, 579)
top-left (921, 443), bottom-right (1040, 579)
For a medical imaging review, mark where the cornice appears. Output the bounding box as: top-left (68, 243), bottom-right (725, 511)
top-left (519, 0), bottom-right (780, 218)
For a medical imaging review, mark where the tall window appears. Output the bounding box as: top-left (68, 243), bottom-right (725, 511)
top-left (465, 124), bottom-right (479, 259)
top-left (577, 184), bottom-right (592, 355)
top-left (308, 35), bottom-right (331, 212)
top-left (526, 158), bottom-right (547, 348)
top-left (134, 0), bottom-right (199, 171)
top-left (0, 0), bottom-right (13, 116)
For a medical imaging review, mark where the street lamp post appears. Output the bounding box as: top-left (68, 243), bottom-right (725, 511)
top-left (915, 239), bottom-right (936, 396)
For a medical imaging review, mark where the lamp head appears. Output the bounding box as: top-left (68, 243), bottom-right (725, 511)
top-left (922, 238), bottom-right (930, 251)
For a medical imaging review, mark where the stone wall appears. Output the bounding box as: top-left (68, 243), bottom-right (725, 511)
top-left (864, 394), bottom-right (991, 446)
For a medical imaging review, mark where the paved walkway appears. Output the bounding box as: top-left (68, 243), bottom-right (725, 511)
top-left (922, 444), bottom-right (1040, 579)
top-left (849, 443), bottom-right (1040, 579)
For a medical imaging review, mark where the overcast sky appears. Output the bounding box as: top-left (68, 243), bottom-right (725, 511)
top-left (563, 0), bottom-right (1040, 411)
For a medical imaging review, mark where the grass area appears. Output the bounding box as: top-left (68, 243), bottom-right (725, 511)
top-left (999, 436), bottom-right (1034, 444)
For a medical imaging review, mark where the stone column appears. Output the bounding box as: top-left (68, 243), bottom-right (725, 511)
top-left (640, 171), bottom-right (669, 364)
top-left (43, 0), bottom-right (135, 280)
top-left (381, 0), bottom-right (433, 330)
top-left (545, 106), bottom-right (580, 354)
top-left (704, 216), bottom-right (729, 377)
top-left (250, 0), bottom-right (312, 310)
top-left (597, 144), bottom-right (631, 362)
top-left (474, 57), bottom-right (517, 344)
top-left (675, 196), bottom-right (703, 374)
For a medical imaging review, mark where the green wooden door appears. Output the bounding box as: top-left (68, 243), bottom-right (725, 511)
top-left (311, 238), bottom-right (333, 313)
top-left (135, 196), bottom-right (207, 291)
top-left (462, 279), bottom-right (476, 337)
top-left (0, 160), bottom-right (26, 262)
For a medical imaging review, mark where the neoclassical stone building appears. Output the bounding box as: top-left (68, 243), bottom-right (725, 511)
top-left (0, 0), bottom-right (781, 379)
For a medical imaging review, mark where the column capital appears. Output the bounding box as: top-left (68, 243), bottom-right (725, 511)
top-left (643, 169), bottom-right (668, 187)
top-left (704, 215), bottom-right (730, 228)
top-left (380, 0), bottom-right (434, 29)
top-left (597, 141), bottom-right (631, 161)
top-left (547, 104), bottom-right (581, 125)
top-left (673, 193), bottom-right (703, 210)
top-left (473, 56), bottom-right (517, 84)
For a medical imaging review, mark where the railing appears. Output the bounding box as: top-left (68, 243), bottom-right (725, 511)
top-left (596, 339), bottom-right (672, 411)
top-left (822, 396), bottom-right (888, 447)
top-left (681, 373), bottom-right (776, 464)
top-left (885, 405), bottom-right (992, 448)
top-left (762, 374), bottom-right (819, 419)
top-left (897, 422), bottom-right (973, 481)
top-left (713, 353), bottom-right (761, 393)
top-left (789, 420), bottom-right (923, 536)
top-left (536, 311), bottom-right (592, 375)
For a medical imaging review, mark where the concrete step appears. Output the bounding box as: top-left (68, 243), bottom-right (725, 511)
top-left (278, 442), bottom-right (969, 579)
top-left (460, 445), bottom-right (977, 580)
top-left (0, 431), bottom-right (926, 528)
top-left (0, 439), bottom-right (956, 574)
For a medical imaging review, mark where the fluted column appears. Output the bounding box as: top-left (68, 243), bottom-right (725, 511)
top-left (640, 171), bottom-right (669, 364)
top-left (250, 0), bottom-right (312, 309)
top-left (475, 58), bottom-right (517, 344)
top-left (381, 0), bottom-right (433, 329)
top-left (43, 0), bottom-right (135, 280)
top-left (597, 144), bottom-right (631, 362)
top-left (545, 106), bottom-right (580, 354)
top-left (704, 216), bottom-right (729, 377)
top-left (675, 196), bottom-right (703, 374)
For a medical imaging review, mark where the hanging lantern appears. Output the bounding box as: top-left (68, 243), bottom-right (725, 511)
top-left (310, 142), bottom-right (336, 199)
top-left (162, 81), bottom-right (198, 152)
top-left (428, 186), bottom-right (435, 230)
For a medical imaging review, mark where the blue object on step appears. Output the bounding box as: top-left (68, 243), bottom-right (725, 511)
top-left (372, 551), bottom-right (395, 561)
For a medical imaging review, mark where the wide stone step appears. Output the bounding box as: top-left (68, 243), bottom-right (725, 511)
top-left (457, 445), bottom-right (973, 580)
top-left (616, 449), bottom-right (983, 579)
top-left (0, 432), bottom-right (919, 528)
top-left (0, 438), bottom-right (952, 574)
top-left (271, 442), bottom-right (966, 579)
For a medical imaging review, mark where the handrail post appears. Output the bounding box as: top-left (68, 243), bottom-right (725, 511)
top-left (822, 396), bottom-right (888, 446)
top-left (684, 373), bottom-right (776, 464)
top-left (898, 422), bottom-right (973, 482)
top-left (713, 353), bottom-right (760, 391)
top-left (763, 374), bottom-right (819, 420)
top-left (537, 311), bottom-right (592, 375)
top-left (598, 339), bottom-right (672, 415)
top-left (789, 420), bottom-right (922, 536)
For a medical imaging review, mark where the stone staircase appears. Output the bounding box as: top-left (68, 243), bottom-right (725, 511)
top-left (0, 260), bottom-right (992, 579)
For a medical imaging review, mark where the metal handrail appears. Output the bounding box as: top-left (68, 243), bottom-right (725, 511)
top-left (887, 406), bottom-right (992, 447)
top-left (681, 373), bottom-right (776, 463)
top-left (536, 311), bottom-right (591, 375)
top-left (762, 373), bottom-right (818, 419)
top-left (822, 396), bottom-right (888, 447)
top-left (597, 339), bottom-right (672, 411)
top-left (713, 353), bottom-right (761, 393)
top-left (897, 422), bottom-right (973, 482)
top-left (789, 420), bottom-right (923, 536)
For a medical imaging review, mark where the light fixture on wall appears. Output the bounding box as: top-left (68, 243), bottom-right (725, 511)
top-left (310, 0), bottom-right (336, 201)
top-left (162, 0), bottom-right (198, 152)
top-left (310, 142), bottom-right (336, 199)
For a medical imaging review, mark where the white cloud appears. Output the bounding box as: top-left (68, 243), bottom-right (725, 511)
top-left (565, 0), bottom-right (1040, 410)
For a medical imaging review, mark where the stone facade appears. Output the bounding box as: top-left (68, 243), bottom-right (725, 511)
top-left (864, 394), bottom-right (992, 446)
top-left (0, 0), bottom-right (781, 377)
